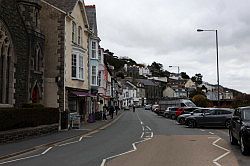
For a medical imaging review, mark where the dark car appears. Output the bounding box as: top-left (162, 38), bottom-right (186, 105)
top-left (176, 108), bottom-right (210, 125)
top-left (229, 107), bottom-right (250, 155)
top-left (185, 108), bottom-right (233, 128)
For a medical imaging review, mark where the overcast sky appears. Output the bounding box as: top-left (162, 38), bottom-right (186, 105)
top-left (85, 0), bottom-right (250, 94)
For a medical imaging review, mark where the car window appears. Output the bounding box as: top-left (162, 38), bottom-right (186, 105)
top-left (234, 109), bottom-right (241, 117)
top-left (242, 108), bottom-right (250, 120)
top-left (193, 109), bottom-right (202, 113)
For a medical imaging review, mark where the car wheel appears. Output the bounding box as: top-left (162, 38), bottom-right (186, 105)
top-left (179, 118), bottom-right (185, 125)
top-left (171, 114), bottom-right (176, 120)
top-left (240, 136), bottom-right (249, 155)
top-left (229, 130), bottom-right (238, 145)
top-left (225, 120), bottom-right (231, 128)
top-left (187, 120), bottom-right (196, 128)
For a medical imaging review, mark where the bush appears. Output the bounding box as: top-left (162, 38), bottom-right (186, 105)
top-left (192, 95), bottom-right (212, 107)
top-left (0, 107), bottom-right (59, 131)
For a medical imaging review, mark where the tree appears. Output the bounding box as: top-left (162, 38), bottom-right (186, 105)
top-left (148, 62), bottom-right (170, 77)
top-left (192, 95), bottom-right (212, 107)
top-left (189, 88), bottom-right (205, 98)
top-left (180, 72), bottom-right (190, 79)
top-left (191, 73), bottom-right (203, 85)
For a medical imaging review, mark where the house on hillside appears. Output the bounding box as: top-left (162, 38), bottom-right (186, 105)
top-left (136, 79), bottom-right (161, 104)
top-left (0, 0), bottom-right (45, 107)
top-left (41, 0), bottom-right (91, 125)
top-left (122, 81), bottom-right (137, 107)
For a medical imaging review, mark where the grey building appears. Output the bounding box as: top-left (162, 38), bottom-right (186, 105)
top-left (0, 0), bottom-right (45, 107)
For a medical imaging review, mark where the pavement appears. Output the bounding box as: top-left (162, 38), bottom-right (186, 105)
top-left (1, 108), bottom-right (250, 166)
top-left (0, 110), bottom-right (124, 160)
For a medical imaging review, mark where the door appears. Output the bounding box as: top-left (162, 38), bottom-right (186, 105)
top-left (199, 110), bottom-right (220, 126)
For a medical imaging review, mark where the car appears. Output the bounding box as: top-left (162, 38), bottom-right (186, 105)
top-left (176, 108), bottom-right (209, 125)
top-left (163, 107), bottom-right (175, 118)
top-left (124, 106), bottom-right (130, 110)
top-left (175, 107), bottom-right (200, 118)
top-left (185, 108), bottom-right (233, 128)
top-left (145, 104), bottom-right (152, 110)
top-left (167, 107), bottom-right (179, 119)
top-left (152, 104), bottom-right (159, 112)
top-left (229, 107), bottom-right (250, 155)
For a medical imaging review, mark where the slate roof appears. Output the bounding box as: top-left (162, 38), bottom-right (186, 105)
top-left (136, 79), bottom-right (157, 86)
top-left (44, 0), bottom-right (78, 13)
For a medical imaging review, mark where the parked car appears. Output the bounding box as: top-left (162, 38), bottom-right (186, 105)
top-left (145, 104), bottom-right (152, 110)
top-left (175, 107), bottom-right (200, 118)
top-left (229, 107), bottom-right (250, 155)
top-left (176, 108), bottom-right (209, 125)
top-left (124, 106), bottom-right (130, 110)
top-left (185, 108), bottom-right (233, 128)
top-left (152, 104), bottom-right (159, 112)
top-left (167, 107), bottom-right (180, 119)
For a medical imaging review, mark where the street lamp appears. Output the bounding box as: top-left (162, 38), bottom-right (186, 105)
top-left (197, 29), bottom-right (220, 106)
top-left (169, 65), bottom-right (180, 98)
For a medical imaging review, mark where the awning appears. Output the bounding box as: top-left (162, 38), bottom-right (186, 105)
top-left (99, 94), bottom-right (111, 99)
top-left (72, 91), bottom-right (96, 97)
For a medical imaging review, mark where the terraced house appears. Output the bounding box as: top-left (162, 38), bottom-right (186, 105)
top-left (40, 0), bottom-right (91, 126)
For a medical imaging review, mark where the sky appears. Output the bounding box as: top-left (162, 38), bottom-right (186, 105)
top-left (85, 0), bottom-right (250, 94)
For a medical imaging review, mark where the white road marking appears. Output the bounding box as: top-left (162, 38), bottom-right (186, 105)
top-left (150, 132), bottom-right (154, 138)
top-left (209, 132), bottom-right (215, 135)
top-left (211, 137), bottom-right (231, 166)
top-left (145, 126), bottom-right (151, 131)
top-left (200, 129), bottom-right (205, 132)
top-left (58, 141), bottom-right (79, 147)
top-left (100, 138), bottom-right (152, 166)
top-left (79, 136), bottom-right (84, 141)
top-left (0, 147), bottom-right (53, 165)
top-left (41, 147), bottom-right (53, 155)
top-left (100, 111), bottom-right (153, 166)
top-left (0, 154), bottom-right (41, 165)
top-left (140, 132), bottom-right (144, 138)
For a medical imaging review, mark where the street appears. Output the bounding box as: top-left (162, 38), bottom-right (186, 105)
top-left (1, 108), bottom-right (250, 166)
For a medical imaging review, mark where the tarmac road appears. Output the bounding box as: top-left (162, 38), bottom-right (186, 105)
top-left (1, 108), bottom-right (250, 166)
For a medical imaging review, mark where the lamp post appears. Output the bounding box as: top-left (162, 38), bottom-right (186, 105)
top-left (197, 29), bottom-right (220, 106)
top-left (169, 65), bottom-right (180, 98)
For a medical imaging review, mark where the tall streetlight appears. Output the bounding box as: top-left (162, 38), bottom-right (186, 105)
top-left (169, 65), bottom-right (180, 98)
top-left (197, 29), bottom-right (220, 106)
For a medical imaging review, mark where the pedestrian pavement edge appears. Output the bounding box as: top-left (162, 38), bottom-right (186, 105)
top-left (0, 112), bottom-right (125, 161)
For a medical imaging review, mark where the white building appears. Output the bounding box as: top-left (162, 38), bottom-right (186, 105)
top-left (139, 67), bottom-right (151, 77)
top-left (122, 81), bottom-right (138, 107)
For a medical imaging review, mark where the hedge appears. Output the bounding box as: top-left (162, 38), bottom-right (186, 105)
top-left (0, 107), bottom-right (59, 131)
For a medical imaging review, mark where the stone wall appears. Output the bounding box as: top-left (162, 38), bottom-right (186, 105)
top-left (0, 124), bottom-right (58, 144)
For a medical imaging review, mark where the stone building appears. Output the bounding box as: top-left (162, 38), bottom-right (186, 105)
top-left (0, 0), bottom-right (45, 107)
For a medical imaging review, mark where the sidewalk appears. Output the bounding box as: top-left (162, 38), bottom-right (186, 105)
top-left (0, 111), bottom-right (124, 160)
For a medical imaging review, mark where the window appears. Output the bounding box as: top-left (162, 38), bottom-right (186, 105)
top-left (78, 55), bottom-right (84, 79)
top-left (91, 66), bottom-right (97, 85)
top-left (72, 54), bottom-right (77, 78)
top-left (98, 49), bottom-right (101, 61)
top-left (91, 41), bottom-right (97, 58)
top-left (72, 52), bottom-right (84, 80)
top-left (72, 22), bottom-right (77, 43)
top-left (98, 71), bottom-right (101, 86)
top-left (78, 26), bottom-right (82, 45)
